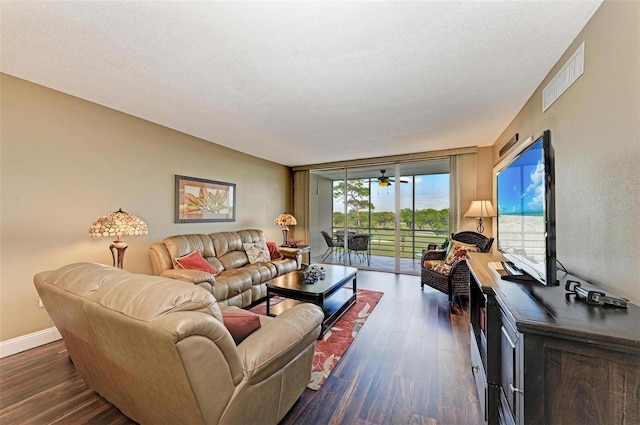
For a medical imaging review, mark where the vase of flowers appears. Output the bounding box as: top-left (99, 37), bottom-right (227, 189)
top-left (287, 239), bottom-right (303, 248)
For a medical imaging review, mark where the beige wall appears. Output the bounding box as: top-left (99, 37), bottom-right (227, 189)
top-left (0, 74), bottom-right (291, 341)
top-left (491, 1), bottom-right (639, 303)
top-left (457, 147), bottom-right (494, 235)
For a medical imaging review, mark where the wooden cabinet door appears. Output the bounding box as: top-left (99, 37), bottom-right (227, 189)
top-left (500, 313), bottom-right (523, 424)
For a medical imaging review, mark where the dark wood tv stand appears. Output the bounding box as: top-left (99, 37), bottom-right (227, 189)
top-left (467, 252), bottom-right (640, 425)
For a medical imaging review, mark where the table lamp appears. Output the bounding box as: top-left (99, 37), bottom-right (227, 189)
top-left (89, 208), bottom-right (148, 268)
top-left (274, 213), bottom-right (297, 246)
top-left (464, 200), bottom-right (496, 233)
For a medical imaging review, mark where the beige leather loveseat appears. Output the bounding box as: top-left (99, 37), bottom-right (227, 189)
top-left (150, 229), bottom-right (299, 308)
top-left (34, 262), bottom-right (323, 425)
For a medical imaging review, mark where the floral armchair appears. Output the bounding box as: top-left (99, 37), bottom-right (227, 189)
top-left (421, 231), bottom-right (494, 308)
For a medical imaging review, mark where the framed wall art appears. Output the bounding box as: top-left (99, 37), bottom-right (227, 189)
top-left (175, 175), bottom-right (236, 223)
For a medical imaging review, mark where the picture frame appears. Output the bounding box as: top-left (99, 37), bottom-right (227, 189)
top-left (175, 175), bottom-right (236, 223)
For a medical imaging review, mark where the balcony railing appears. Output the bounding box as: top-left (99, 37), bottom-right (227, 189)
top-left (331, 226), bottom-right (449, 259)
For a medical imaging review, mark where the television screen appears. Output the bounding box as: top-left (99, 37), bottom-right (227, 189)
top-left (496, 130), bottom-right (556, 286)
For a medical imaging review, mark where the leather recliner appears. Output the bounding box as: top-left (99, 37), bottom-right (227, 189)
top-left (34, 262), bottom-right (323, 425)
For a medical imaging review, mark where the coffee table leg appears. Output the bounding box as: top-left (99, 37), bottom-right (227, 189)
top-left (266, 293), bottom-right (271, 316)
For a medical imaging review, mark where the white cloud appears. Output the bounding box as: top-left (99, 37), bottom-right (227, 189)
top-left (523, 161), bottom-right (544, 210)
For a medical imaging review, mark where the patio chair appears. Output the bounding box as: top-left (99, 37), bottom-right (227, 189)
top-left (320, 231), bottom-right (343, 261)
top-left (347, 234), bottom-right (371, 266)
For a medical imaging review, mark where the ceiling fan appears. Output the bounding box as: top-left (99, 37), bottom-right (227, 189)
top-left (374, 170), bottom-right (408, 187)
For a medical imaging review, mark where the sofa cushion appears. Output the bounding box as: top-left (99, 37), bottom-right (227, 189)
top-left (270, 257), bottom-right (299, 275)
top-left (266, 241), bottom-right (282, 260)
top-left (243, 241), bottom-right (270, 264)
top-left (212, 269), bottom-right (253, 306)
top-left (242, 262), bottom-right (278, 284)
top-left (444, 240), bottom-right (481, 265)
top-left (211, 231), bottom-right (245, 257)
top-left (222, 309), bottom-right (262, 344)
top-left (176, 251), bottom-right (218, 274)
top-left (163, 234), bottom-right (215, 262)
top-left (219, 251), bottom-right (250, 270)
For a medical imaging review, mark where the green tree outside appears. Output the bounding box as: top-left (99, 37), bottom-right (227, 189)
top-left (333, 179), bottom-right (374, 228)
top-left (332, 178), bottom-right (449, 257)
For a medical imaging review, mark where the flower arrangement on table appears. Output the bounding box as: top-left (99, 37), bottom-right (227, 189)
top-left (285, 239), bottom-right (303, 248)
top-left (303, 265), bottom-right (326, 284)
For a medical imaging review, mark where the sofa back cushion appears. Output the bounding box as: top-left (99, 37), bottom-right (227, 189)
top-left (37, 262), bottom-right (224, 323)
top-left (210, 231), bottom-right (250, 269)
top-left (164, 234), bottom-right (224, 273)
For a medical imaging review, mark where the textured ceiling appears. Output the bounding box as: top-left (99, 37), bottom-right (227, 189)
top-left (1, 1), bottom-right (602, 167)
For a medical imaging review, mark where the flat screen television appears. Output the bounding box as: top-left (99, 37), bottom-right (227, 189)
top-left (496, 130), bottom-right (557, 286)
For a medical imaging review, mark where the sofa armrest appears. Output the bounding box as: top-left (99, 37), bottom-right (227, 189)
top-left (160, 269), bottom-right (216, 284)
top-left (279, 246), bottom-right (307, 270)
top-left (238, 303), bottom-right (323, 384)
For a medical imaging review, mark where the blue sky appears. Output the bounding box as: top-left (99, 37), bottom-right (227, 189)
top-left (334, 173), bottom-right (450, 213)
top-left (497, 141), bottom-right (544, 215)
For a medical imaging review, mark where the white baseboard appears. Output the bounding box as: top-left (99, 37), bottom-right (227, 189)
top-left (0, 327), bottom-right (62, 358)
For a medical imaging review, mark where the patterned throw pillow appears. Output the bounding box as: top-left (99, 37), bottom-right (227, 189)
top-left (444, 240), bottom-right (481, 265)
top-left (243, 241), bottom-right (270, 264)
top-left (175, 251), bottom-right (218, 274)
top-left (423, 260), bottom-right (452, 276)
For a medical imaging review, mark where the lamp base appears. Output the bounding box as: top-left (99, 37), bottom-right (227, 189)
top-left (110, 240), bottom-right (128, 269)
top-left (281, 228), bottom-right (289, 247)
top-left (476, 218), bottom-right (485, 234)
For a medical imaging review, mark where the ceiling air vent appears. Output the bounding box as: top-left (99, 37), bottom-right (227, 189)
top-left (542, 41), bottom-right (585, 112)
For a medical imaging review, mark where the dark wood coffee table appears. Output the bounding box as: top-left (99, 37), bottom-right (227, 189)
top-left (266, 264), bottom-right (357, 336)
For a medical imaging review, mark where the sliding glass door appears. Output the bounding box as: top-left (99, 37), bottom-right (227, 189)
top-left (310, 160), bottom-right (450, 274)
top-left (398, 164), bottom-right (451, 273)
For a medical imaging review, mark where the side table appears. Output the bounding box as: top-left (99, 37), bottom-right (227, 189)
top-left (279, 245), bottom-right (311, 269)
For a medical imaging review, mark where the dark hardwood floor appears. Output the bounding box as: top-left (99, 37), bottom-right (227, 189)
top-left (0, 271), bottom-right (482, 425)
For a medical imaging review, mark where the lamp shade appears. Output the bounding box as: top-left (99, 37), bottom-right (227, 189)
top-left (274, 213), bottom-right (297, 226)
top-left (89, 208), bottom-right (148, 240)
top-left (464, 200), bottom-right (496, 218)
top-left (274, 213), bottom-right (296, 247)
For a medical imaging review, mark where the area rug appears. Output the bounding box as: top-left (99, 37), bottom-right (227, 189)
top-left (249, 289), bottom-right (383, 390)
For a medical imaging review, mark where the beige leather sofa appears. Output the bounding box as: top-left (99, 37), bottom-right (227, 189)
top-left (150, 229), bottom-right (300, 308)
top-left (34, 262), bottom-right (323, 425)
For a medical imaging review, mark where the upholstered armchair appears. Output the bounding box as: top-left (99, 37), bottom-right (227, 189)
top-left (34, 262), bottom-right (323, 425)
top-left (420, 231), bottom-right (494, 308)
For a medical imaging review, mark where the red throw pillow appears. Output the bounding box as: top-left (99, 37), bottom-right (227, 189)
top-left (175, 251), bottom-right (217, 274)
top-left (222, 310), bottom-right (262, 344)
top-left (266, 241), bottom-right (282, 260)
